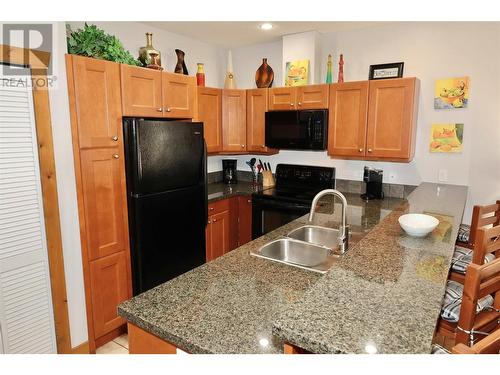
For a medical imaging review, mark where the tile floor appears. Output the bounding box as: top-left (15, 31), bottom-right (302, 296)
top-left (96, 334), bottom-right (129, 354)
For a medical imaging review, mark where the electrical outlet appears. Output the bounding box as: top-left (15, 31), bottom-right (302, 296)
top-left (438, 169), bottom-right (448, 182)
top-left (389, 173), bottom-right (396, 181)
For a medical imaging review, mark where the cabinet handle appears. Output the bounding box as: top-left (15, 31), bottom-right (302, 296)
top-left (157, 108), bottom-right (163, 112)
top-left (358, 148), bottom-right (363, 152)
top-left (247, 199), bottom-right (251, 203)
top-left (166, 108), bottom-right (171, 112)
top-left (261, 145), bottom-right (266, 148)
top-left (290, 103), bottom-right (294, 106)
top-left (298, 102), bottom-right (302, 106)
top-left (213, 219), bottom-right (217, 223)
top-left (207, 220), bottom-right (211, 224)
top-left (112, 136), bottom-right (118, 141)
top-left (113, 154), bottom-right (119, 159)
top-left (368, 149), bottom-right (373, 153)
top-left (241, 144), bottom-right (245, 148)
top-left (209, 207), bottom-right (214, 211)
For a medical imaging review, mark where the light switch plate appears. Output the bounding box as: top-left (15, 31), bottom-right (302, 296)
top-left (438, 169), bottom-right (448, 182)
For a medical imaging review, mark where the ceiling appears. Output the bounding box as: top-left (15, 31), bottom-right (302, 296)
top-left (141, 21), bottom-right (390, 48)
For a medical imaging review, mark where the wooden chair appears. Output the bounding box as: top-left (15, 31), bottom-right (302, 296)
top-left (452, 328), bottom-right (500, 354)
top-left (437, 226), bottom-right (500, 346)
top-left (450, 200), bottom-right (500, 284)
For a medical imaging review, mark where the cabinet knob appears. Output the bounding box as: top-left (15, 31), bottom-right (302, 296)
top-left (241, 144), bottom-right (245, 148)
top-left (157, 108), bottom-right (163, 112)
top-left (209, 207), bottom-right (214, 211)
top-left (261, 145), bottom-right (266, 148)
top-left (112, 136), bottom-right (118, 141)
top-left (113, 154), bottom-right (119, 159)
top-left (166, 108), bottom-right (171, 112)
top-left (368, 149), bottom-right (373, 153)
top-left (290, 103), bottom-right (294, 106)
top-left (207, 220), bottom-right (211, 224)
top-left (247, 199), bottom-right (251, 203)
top-left (298, 102), bottom-right (302, 106)
top-left (358, 148), bottom-right (363, 152)
top-left (213, 219), bottom-right (217, 223)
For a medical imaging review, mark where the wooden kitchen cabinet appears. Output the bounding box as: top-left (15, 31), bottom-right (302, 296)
top-left (222, 89), bottom-right (247, 151)
top-left (268, 85), bottom-right (329, 111)
top-left (197, 87), bottom-right (222, 153)
top-left (366, 78), bottom-right (419, 160)
top-left (327, 81), bottom-right (369, 157)
top-left (121, 65), bottom-right (196, 118)
top-left (246, 88), bottom-right (272, 152)
top-left (328, 78), bottom-right (419, 162)
top-left (206, 210), bottom-right (230, 261)
top-left (121, 64), bottom-right (163, 117)
top-left (66, 54), bottom-right (132, 352)
top-left (162, 72), bottom-right (196, 118)
top-left (71, 56), bottom-right (122, 149)
top-left (89, 252), bottom-right (130, 340)
top-left (237, 196), bottom-right (253, 246)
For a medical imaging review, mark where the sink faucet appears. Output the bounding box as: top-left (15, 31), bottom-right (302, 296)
top-left (309, 189), bottom-right (349, 253)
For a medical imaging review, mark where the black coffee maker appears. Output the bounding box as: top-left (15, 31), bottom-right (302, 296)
top-left (361, 166), bottom-right (384, 200)
top-left (222, 159), bottom-right (237, 184)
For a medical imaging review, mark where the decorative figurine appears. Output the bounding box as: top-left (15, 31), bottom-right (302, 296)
top-left (338, 54), bottom-right (344, 83)
top-left (326, 54), bottom-right (333, 84)
top-left (146, 52), bottom-right (163, 70)
top-left (255, 58), bottom-right (274, 88)
top-left (224, 50), bottom-right (236, 89)
top-left (174, 49), bottom-right (189, 75)
top-left (139, 33), bottom-right (160, 68)
top-left (196, 63), bottom-right (205, 87)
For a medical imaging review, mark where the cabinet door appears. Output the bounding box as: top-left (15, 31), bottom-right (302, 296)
top-left (162, 72), bottom-right (196, 118)
top-left (207, 210), bottom-right (230, 261)
top-left (197, 87), bottom-right (222, 153)
top-left (205, 218), bottom-right (212, 262)
top-left (237, 196), bottom-right (253, 246)
top-left (121, 64), bottom-right (163, 117)
top-left (297, 84), bottom-right (329, 109)
top-left (366, 78), bottom-right (417, 160)
top-left (328, 81), bottom-right (369, 157)
top-left (268, 87), bottom-right (296, 110)
top-left (80, 148), bottom-right (128, 260)
top-left (71, 55), bottom-right (122, 148)
top-left (222, 89), bottom-right (247, 151)
top-left (246, 89), bottom-right (271, 152)
top-left (89, 251), bottom-right (130, 340)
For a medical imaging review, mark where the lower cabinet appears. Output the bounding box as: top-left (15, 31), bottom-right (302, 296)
top-left (89, 251), bottom-right (130, 340)
top-left (205, 195), bottom-right (253, 262)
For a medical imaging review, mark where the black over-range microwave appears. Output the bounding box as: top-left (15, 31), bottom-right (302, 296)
top-left (265, 109), bottom-right (328, 150)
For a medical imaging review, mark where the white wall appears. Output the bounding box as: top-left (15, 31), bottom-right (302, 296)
top-left (227, 22), bottom-right (500, 224)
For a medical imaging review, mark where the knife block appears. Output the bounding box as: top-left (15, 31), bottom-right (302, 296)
top-left (262, 171), bottom-right (275, 187)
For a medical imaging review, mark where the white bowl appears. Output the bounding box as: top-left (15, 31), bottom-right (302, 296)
top-left (398, 214), bottom-right (439, 237)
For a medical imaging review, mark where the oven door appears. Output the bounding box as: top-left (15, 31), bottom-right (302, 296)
top-left (252, 197), bottom-right (311, 239)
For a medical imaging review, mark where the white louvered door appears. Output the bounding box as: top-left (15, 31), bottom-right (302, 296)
top-left (0, 69), bottom-right (57, 353)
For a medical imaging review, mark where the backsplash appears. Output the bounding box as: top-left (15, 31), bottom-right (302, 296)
top-left (207, 171), bottom-right (417, 199)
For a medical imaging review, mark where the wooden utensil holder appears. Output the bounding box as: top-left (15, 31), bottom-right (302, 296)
top-left (262, 171), bottom-right (275, 187)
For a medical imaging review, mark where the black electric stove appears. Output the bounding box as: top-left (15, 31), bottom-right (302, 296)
top-left (252, 164), bottom-right (335, 239)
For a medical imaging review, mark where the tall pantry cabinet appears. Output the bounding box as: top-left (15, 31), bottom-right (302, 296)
top-left (66, 55), bottom-right (132, 352)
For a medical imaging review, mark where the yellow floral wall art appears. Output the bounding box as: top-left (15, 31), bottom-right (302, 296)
top-left (285, 59), bottom-right (309, 87)
top-left (434, 77), bottom-right (469, 109)
top-left (429, 124), bottom-right (464, 153)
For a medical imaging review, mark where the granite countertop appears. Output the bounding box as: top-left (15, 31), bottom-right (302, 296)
top-left (118, 191), bottom-right (403, 353)
top-left (273, 182), bottom-right (468, 354)
top-left (207, 181), bottom-right (265, 203)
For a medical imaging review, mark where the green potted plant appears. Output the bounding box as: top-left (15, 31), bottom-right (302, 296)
top-left (67, 23), bottom-right (140, 66)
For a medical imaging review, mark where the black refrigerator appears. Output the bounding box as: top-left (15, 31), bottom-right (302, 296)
top-left (123, 118), bottom-right (207, 295)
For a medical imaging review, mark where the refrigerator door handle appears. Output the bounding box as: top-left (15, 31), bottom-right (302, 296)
top-left (203, 139), bottom-right (208, 227)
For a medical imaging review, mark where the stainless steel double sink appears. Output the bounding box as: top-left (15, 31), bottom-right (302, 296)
top-left (250, 225), bottom-right (345, 273)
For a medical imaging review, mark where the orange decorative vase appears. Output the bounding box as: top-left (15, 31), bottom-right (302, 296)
top-left (196, 63), bottom-right (205, 86)
top-left (255, 58), bottom-right (274, 88)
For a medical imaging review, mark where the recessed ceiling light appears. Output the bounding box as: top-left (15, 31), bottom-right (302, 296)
top-left (259, 23), bottom-right (273, 31)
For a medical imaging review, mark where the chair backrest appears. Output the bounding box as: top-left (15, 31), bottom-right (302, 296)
top-left (472, 224), bottom-right (500, 265)
top-left (469, 200), bottom-right (500, 247)
top-left (455, 236), bottom-right (500, 346)
top-left (452, 328), bottom-right (500, 354)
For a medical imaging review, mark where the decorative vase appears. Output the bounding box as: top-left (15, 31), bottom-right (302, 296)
top-left (224, 50), bottom-right (236, 89)
top-left (338, 54), bottom-right (344, 83)
top-left (255, 58), bottom-right (274, 88)
top-left (138, 33), bottom-right (160, 68)
top-left (147, 52), bottom-right (163, 70)
top-left (174, 49), bottom-right (189, 75)
top-left (326, 54), bottom-right (333, 84)
top-left (196, 63), bottom-right (206, 86)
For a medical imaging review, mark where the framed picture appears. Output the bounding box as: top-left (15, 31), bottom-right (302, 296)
top-left (368, 62), bottom-right (404, 80)
top-left (429, 123), bottom-right (464, 153)
top-left (285, 59), bottom-right (309, 87)
top-left (434, 77), bottom-right (469, 109)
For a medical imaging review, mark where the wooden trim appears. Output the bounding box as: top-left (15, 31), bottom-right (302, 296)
top-left (1, 45), bottom-right (73, 354)
top-left (128, 323), bottom-right (178, 354)
top-left (65, 54), bottom-right (97, 354)
top-left (70, 341), bottom-right (90, 354)
top-left (94, 325), bottom-right (127, 349)
top-left (283, 342), bottom-right (309, 354)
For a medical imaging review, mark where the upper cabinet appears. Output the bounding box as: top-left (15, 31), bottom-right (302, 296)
top-left (246, 88), bottom-right (273, 153)
top-left (366, 78), bottom-right (419, 160)
top-left (328, 78), bottom-right (419, 162)
top-left (222, 89), bottom-right (247, 152)
top-left (121, 65), bottom-right (196, 118)
top-left (328, 81), bottom-right (369, 157)
top-left (268, 85), bottom-right (329, 111)
top-left (71, 56), bottom-right (122, 148)
top-left (197, 87), bottom-right (222, 153)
